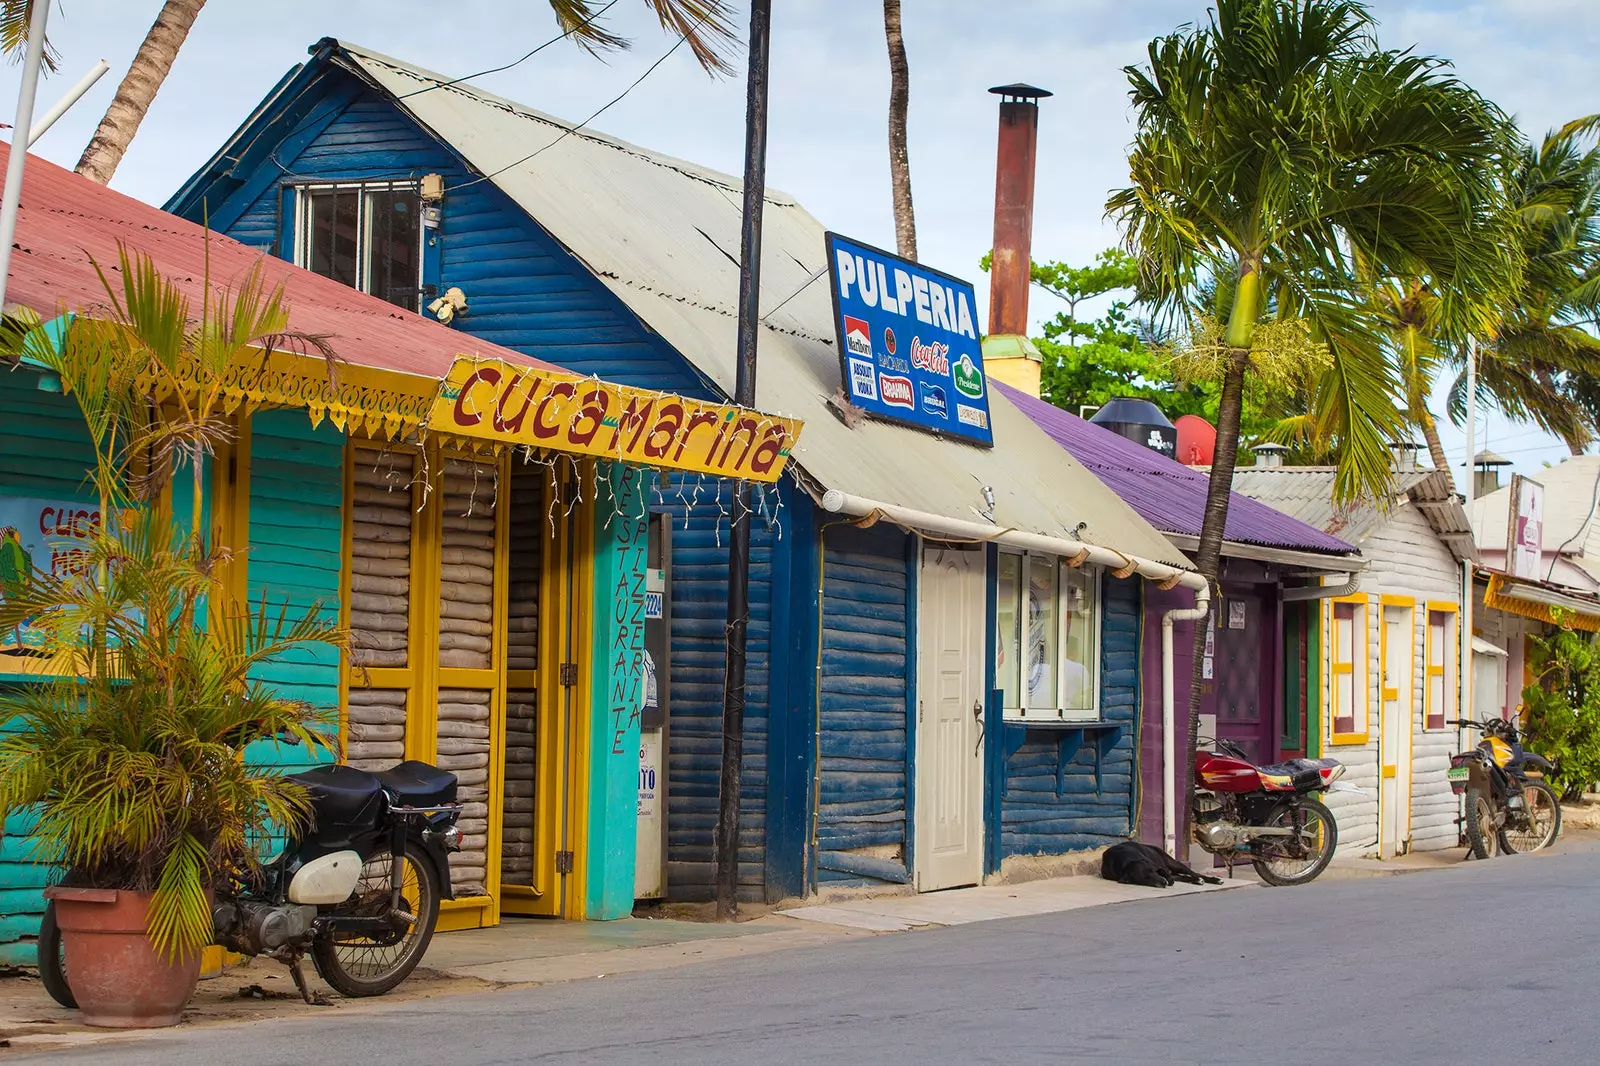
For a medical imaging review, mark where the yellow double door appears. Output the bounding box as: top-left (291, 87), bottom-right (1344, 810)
top-left (340, 440), bottom-right (595, 927)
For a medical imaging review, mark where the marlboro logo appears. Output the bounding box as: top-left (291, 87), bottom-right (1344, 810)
top-left (844, 315), bottom-right (872, 359)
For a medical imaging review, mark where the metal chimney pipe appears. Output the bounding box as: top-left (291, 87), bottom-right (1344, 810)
top-left (987, 83), bottom-right (1051, 337)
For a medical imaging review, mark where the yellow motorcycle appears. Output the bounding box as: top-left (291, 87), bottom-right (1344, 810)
top-left (1447, 718), bottom-right (1561, 859)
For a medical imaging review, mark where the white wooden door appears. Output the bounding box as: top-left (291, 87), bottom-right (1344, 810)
top-left (1379, 604), bottom-right (1414, 859)
top-left (915, 546), bottom-right (986, 891)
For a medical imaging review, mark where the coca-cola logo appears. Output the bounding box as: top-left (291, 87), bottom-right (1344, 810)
top-left (909, 337), bottom-right (950, 376)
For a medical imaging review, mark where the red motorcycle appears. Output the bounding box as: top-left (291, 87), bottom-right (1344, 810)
top-left (1192, 741), bottom-right (1347, 886)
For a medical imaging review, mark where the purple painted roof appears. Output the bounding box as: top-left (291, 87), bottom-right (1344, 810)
top-left (999, 383), bottom-right (1356, 556)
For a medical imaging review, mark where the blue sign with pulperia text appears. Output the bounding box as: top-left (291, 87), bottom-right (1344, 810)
top-left (825, 232), bottom-right (994, 447)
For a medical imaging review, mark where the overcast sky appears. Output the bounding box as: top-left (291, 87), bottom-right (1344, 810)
top-left (5, 0), bottom-right (1597, 478)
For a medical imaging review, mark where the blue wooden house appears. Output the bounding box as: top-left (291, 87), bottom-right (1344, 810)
top-left (168, 39), bottom-right (1204, 904)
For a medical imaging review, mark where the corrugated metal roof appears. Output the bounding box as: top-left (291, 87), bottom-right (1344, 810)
top-left (0, 141), bottom-right (553, 384)
top-left (336, 42), bottom-right (1191, 569)
top-left (1231, 466), bottom-right (1475, 561)
top-left (1000, 383), bottom-right (1356, 557)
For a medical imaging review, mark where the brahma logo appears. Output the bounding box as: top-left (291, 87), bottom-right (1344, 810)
top-left (848, 358), bottom-right (878, 401)
top-left (879, 374), bottom-right (915, 409)
top-left (844, 316), bottom-right (872, 359)
top-left (953, 353), bottom-right (984, 399)
top-left (918, 382), bottom-right (947, 417)
top-left (957, 405), bottom-right (988, 429)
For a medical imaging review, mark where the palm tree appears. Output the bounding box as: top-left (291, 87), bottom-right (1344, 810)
top-left (883, 0), bottom-right (916, 260)
top-left (1107, 0), bottom-right (1515, 833)
top-left (75, 0), bottom-right (208, 184)
top-left (1444, 117), bottom-right (1600, 456)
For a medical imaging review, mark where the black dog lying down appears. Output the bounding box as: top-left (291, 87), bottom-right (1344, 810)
top-left (1100, 841), bottom-right (1223, 888)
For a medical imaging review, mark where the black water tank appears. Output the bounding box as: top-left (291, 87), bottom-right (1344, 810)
top-left (1089, 397), bottom-right (1177, 459)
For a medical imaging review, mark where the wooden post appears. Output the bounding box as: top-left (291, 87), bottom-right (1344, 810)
top-left (715, 0), bottom-right (773, 922)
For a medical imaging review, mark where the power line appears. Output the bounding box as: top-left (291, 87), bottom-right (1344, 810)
top-left (456, 17), bottom-right (705, 191)
top-left (394, 1), bottom-right (622, 101)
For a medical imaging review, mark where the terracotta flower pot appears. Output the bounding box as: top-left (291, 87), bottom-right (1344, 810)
top-left (44, 886), bottom-right (202, 1028)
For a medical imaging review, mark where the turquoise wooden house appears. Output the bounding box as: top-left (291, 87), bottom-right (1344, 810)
top-left (0, 143), bottom-right (783, 962)
top-left (166, 39), bottom-right (1205, 907)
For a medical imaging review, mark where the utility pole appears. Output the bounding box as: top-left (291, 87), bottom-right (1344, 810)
top-left (0, 0), bottom-right (53, 314)
top-left (1460, 335), bottom-right (1477, 749)
top-left (714, 0), bottom-right (772, 922)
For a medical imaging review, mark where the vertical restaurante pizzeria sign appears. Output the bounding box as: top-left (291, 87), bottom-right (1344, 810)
top-left (428, 357), bottom-right (803, 483)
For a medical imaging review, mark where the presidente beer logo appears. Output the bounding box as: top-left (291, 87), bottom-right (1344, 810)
top-left (953, 353), bottom-right (984, 399)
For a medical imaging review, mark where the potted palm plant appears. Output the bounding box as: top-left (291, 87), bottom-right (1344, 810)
top-left (0, 247), bottom-right (343, 1027)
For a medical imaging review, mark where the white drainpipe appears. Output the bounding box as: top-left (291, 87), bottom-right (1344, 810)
top-left (1161, 586), bottom-right (1211, 857)
top-left (817, 489), bottom-right (1211, 859)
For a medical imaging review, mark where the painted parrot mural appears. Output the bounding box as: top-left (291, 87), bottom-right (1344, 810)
top-left (0, 526), bottom-right (33, 651)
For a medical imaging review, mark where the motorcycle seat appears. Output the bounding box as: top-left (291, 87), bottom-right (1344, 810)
top-left (288, 764), bottom-right (387, 828)
top-left (1257, 757), bottom-right (1336, 776)
top-left (375, 760), bottom-right (458, 807)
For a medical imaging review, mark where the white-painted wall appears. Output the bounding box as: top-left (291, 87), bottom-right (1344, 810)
top-left (1322, 504), bottom-right (1464, 856)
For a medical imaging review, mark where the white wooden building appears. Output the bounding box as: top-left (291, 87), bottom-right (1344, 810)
top-left (1232, 463), bottom-right (1474, 857)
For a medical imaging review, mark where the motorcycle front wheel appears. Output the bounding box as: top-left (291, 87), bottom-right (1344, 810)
top-left (1498, 781), bottom-right (1561, 854)
top-left (1251, 797), bottom-right (1338, 886)
top-left (1464, 788), bottom-right (1500, 860)
top-left (311, 848), bottom-right (440, 998)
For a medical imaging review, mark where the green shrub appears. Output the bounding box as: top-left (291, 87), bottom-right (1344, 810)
top-left (1522, 623), bottom-right (1600, 801)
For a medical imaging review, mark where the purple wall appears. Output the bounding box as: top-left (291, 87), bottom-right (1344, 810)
top-left (1137, 559), bottom-right (1284, 847)
top-left (1139, 584), bottom-right (1204, 846)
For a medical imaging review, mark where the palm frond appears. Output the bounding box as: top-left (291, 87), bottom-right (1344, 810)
top-left (547, 0), bottom-right (738, 76)
top-left (0, 0), bottom-right (57, 72)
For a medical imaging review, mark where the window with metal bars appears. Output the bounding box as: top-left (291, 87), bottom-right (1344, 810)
top-left (296, 182), bottom-right (423, 312)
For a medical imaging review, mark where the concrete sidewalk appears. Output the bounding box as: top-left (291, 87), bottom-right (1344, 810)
top-left (422, 913), bottom-right (864, 986)
top-left (776, 873), bottom-right (1250, 932)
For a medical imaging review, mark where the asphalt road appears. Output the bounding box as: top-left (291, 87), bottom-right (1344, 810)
top-left (28, 844), bottom-right (1600, 1066)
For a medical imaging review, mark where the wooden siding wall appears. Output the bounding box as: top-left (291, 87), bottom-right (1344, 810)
top-left (815, 524), bottom-right (910, 886)
top-left (245, 411), bottom-right (345, 773)
top-left (1322, 505), bottom-right (1462, 855)
top-left (0, 376), bottom-right (97, 964)
top-left (213, 78), bottom-right (709, 396)
top-left (657, 477), bottom-right (775, 901)
top-left (1002, 574), bottom-right (1142, 857)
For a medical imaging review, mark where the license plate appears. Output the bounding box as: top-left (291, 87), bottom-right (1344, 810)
top-left (1447, 765), bottom-right (1469, 781)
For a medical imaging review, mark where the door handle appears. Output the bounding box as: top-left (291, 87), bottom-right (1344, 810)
top-left (973, 700), bottom-right (985, 756)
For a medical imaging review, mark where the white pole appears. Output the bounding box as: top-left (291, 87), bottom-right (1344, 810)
top-left (1162, 591), bottom-right (1210, 857)
top-left (0, 0), bottom-right (52, 315)
top-left (1461, 335), bottom-right (1478, 741)
top-left (28, 59), bottom-right (109, 147)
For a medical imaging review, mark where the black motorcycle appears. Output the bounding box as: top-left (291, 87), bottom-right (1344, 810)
top-left (41, 760), bottom-right (463, 1007)
top-left (1447, 718), bottom-right (1562, 859)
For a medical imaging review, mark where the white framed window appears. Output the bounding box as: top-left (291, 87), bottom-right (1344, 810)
top-left (295, 182), bottom-right (424, 312)
top-left (996, 551), bottom-right (1101, 722)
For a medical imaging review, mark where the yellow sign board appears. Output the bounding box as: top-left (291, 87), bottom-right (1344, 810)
top-left (429, 357), bottom-right (802, 483)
